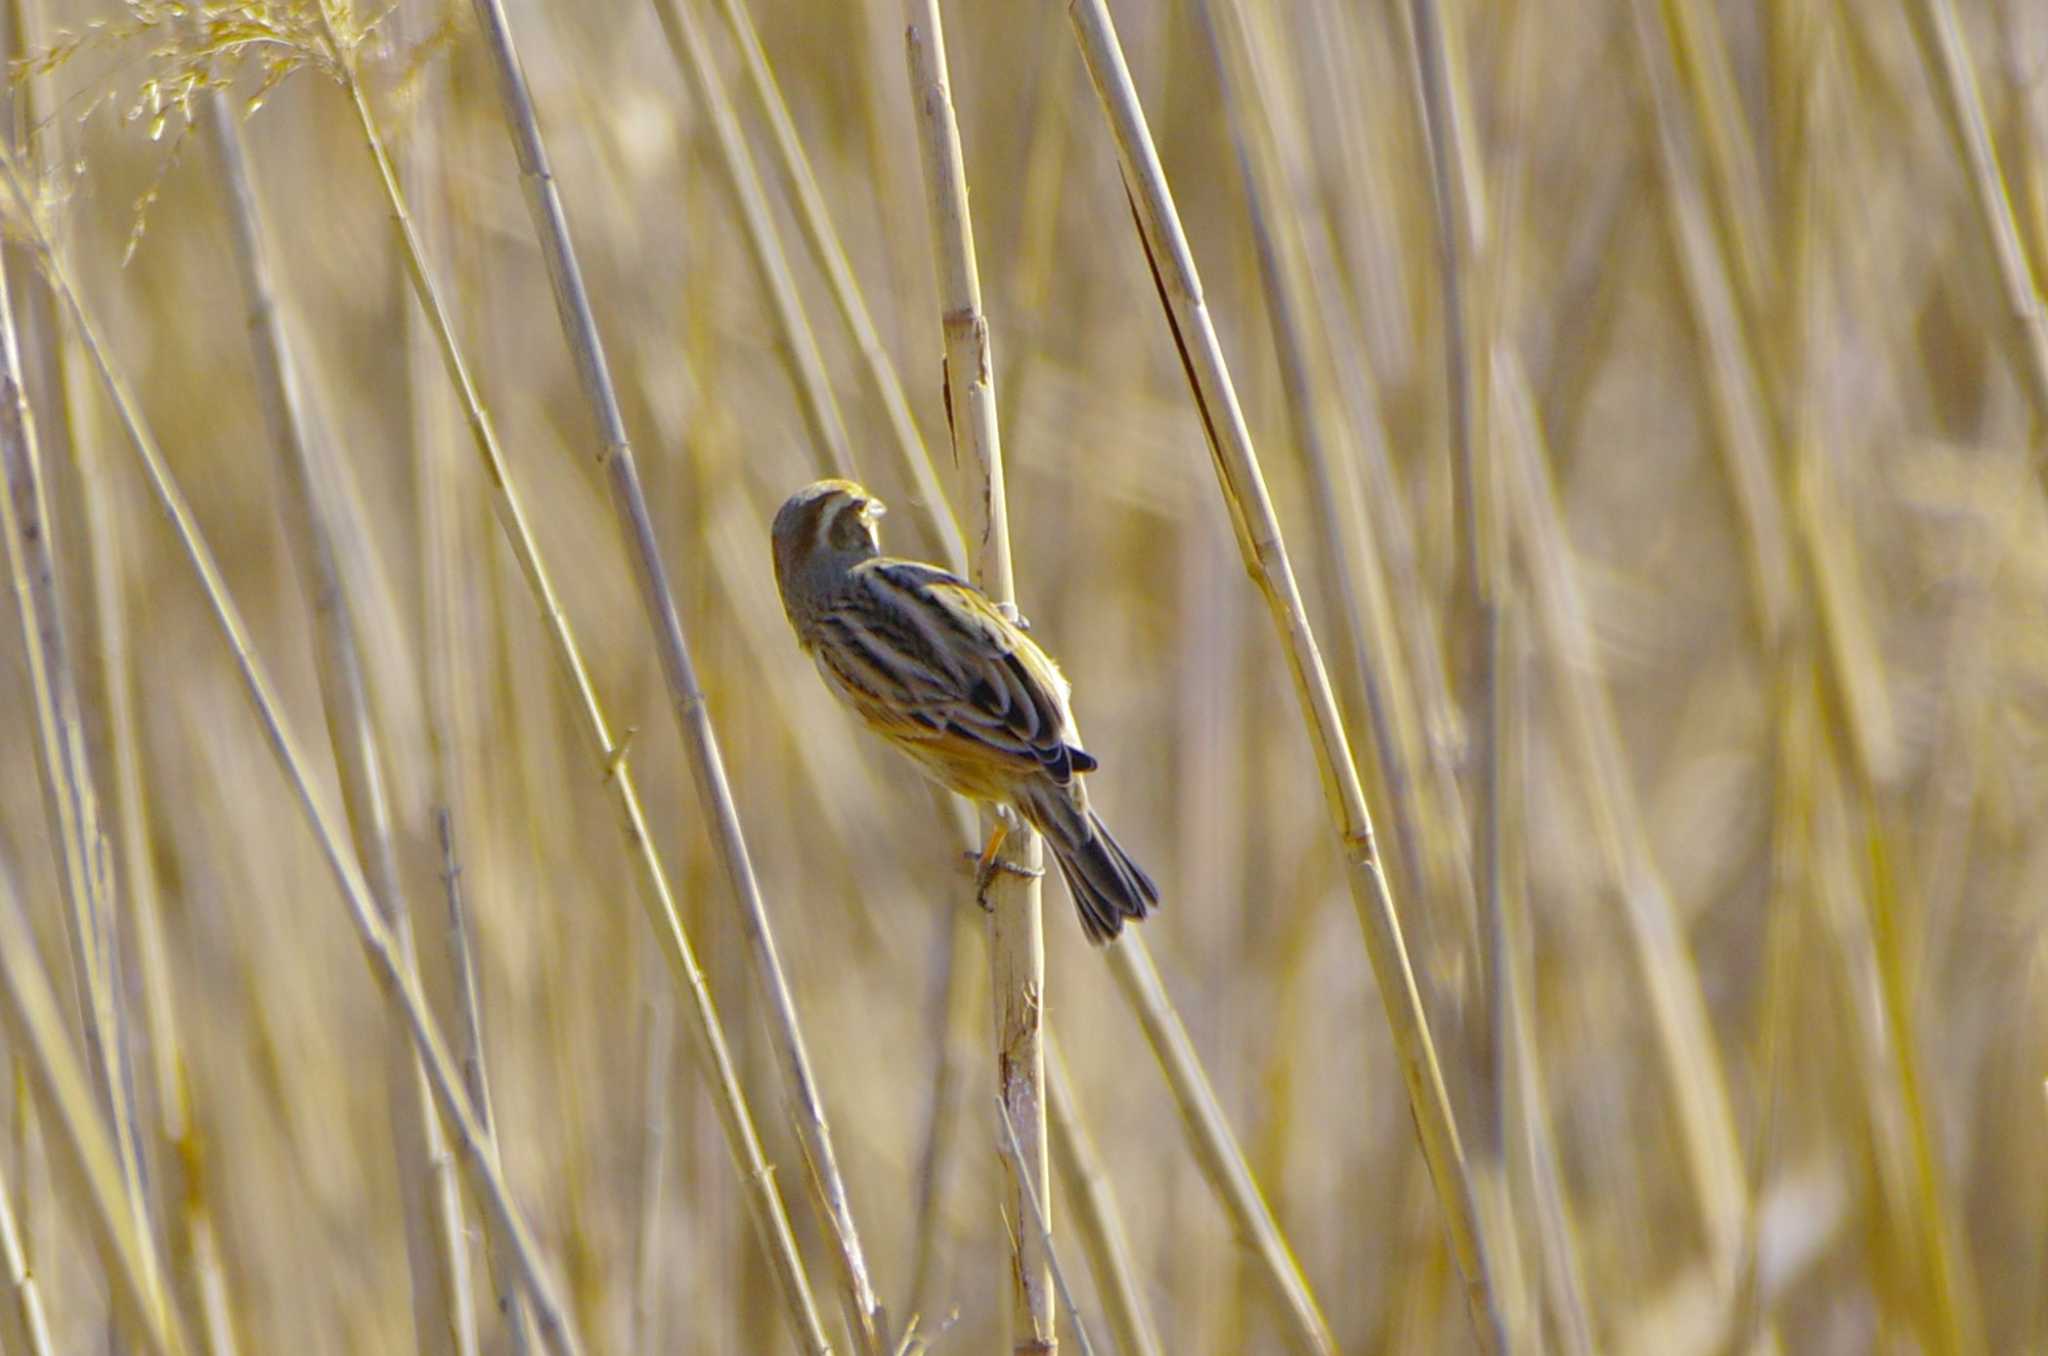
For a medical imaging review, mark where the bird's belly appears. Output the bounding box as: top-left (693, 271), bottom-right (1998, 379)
top-left (889, 735), bottom-right (1020, 805)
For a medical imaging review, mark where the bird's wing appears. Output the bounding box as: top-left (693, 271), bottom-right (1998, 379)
top-left (820, 559), bottom-right (1097, 784)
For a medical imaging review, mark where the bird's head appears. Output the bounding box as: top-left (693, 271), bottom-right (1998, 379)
top-left (772, 479), bottom-right (886, 598)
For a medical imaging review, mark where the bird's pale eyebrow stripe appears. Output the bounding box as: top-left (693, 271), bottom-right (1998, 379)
top-left (806, 492), bottom-right (847, 556)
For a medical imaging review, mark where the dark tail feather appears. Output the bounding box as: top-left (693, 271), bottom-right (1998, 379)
top-left (1021, 788), bottom-right (1158, 944)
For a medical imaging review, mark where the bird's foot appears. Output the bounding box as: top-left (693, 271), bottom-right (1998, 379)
top-left (960, 849), bottom-right (1044, 911)
top-left (994, 600), bottom-right (1031, 631)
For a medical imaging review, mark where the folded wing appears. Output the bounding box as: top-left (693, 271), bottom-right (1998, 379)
top-left (821, 560), bottom-right (1097, 784)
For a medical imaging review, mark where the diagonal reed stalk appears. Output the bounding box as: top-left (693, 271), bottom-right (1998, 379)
top-left (1064, 0), bottom-right (1500, 1347)
top-left (1200, 0), bottom-right (1444, 974)
top-left (0, 863), bottom-right (187, 1356)
top-left (200, 88), bottom-right (477, 1356)
top-left (0, 150), bottom-right (588, 1356)
top-left (0, 160), bottom-right (155, 1352)
top-left (1044, 1046), bottom-right (1161, 1356)
top-left (0, 1143), bottom-right (54, 1356)
top-left (1899, 0), bottom-right (2048, 436)
top-left (304, 19), bottom-right (838, 1353)
top-left (651, 0), bottom-right (856, 480)
top-left (901, 3), bottom-right (1053, 1347)
top-left (1102, 939), bottom-right (1334, 1352)
top-left (703, 0), bottom-right (967, 570)
top-left (436, 0), bottom-right (886, 1347)
top-left (20, 51), bottom-right (241, 1346)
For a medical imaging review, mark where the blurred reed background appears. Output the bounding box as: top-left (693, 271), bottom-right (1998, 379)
top-left (0, 0), bottom-right (2043, 1352)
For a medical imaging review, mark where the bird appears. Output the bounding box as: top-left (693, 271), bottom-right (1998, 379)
top-left (771, 478), bottom-right (1158, 943)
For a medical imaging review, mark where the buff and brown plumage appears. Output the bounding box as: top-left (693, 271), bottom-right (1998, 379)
top-left (771, 478), bottom-right (1157, 943)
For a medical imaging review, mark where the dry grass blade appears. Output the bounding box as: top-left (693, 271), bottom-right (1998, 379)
top-left (901, 3), bottom-right (1052, 1347)
top-left (1064, 1), bottom-right (1498, 1346)
top-left (0, 1125), bottom-right (55, 1355)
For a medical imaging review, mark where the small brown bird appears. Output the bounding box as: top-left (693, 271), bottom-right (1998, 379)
top-left (771, 479), bottom-right (1157, 943)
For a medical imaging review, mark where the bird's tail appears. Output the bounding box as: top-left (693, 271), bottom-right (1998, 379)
top-left (1018, 783), bottom-right (1158, 944)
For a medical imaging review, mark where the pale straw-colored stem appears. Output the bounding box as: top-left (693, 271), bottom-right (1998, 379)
top-left (902, 5), bottom-right (1052, 1348)
top-left (456, 2), bottom-right (882, 1347)
top-left (996, 1099), bottom-right (1098, 1356)
top-left (1064, 1), bottom-right (1498, 1345)
top-left (437, 811), bottom-right (535, 1356)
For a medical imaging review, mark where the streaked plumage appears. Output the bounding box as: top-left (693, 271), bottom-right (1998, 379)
top-left (772, 479), bottom-right (1157, 943)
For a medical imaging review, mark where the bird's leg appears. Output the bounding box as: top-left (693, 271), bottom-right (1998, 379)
top-left (962, 819), bottom-right (1043, 911)
top-left (994, 599), bottom-right (1031, 631)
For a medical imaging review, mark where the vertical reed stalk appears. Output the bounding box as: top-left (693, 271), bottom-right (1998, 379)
top-left (902, 5), bottom-right (1051, 1347)
top-left (0, 1150), bottom-right (53, 1356)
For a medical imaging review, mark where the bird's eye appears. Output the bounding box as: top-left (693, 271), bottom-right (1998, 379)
top-left (827, 498), bottom-right (879, 550)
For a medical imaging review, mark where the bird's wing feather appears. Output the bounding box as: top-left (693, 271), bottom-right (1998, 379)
top-left (824, 559), bottom-right (1094, 783)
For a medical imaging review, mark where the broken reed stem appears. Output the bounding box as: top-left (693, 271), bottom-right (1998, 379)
top-left (200, 89), bottom-right (476, 1356)
top-left (901, 5), bottom-right (1053, 1349)
top-left (1063, 1), bottom-right (1500, 1347)
top-left (0, 150), bottom-right (588, 1356)
top-left (313, 36), bottom-right (836, 1356)
top-left (456, 2), bottom-right (887, 1348)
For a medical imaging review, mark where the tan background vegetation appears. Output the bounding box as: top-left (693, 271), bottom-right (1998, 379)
top-left (0, 0), bottom-right (2044, 1352)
